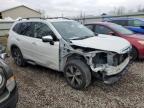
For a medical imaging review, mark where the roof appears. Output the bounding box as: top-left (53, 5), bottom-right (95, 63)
top-left (104, 17), bottom-right (144, 21)
top-left (46, 19), bottom-right (72, 22)
top-left (0, 5), bottom-right (41, 14)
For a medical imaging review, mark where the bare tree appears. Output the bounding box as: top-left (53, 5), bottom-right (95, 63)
top-left (137, 5), bottom-right (144, 12)
top-left (37, 9), bottom-right (46, 18)
top-left (109, 7), bottom-right (126, 15)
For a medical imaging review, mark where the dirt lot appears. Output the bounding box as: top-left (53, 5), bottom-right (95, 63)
top-left (5, 57), bottom-right (144, 108)
top-left (1, 36), bottom-right (144, 108)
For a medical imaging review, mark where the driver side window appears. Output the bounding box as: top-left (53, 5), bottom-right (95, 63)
top-left (34, 22), bottom-right (57, 41)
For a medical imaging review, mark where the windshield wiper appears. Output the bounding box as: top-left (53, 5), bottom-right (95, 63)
top-left (70, 37), bottom-right (81, 40)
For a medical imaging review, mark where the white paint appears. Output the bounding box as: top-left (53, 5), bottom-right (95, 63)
top-left (71, 34), bottom-right (131, 54)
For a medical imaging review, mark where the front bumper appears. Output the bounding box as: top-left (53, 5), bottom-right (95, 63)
top-left (103, 64), bottom-right (129, 84)
top-left (105, 57), bottom-right (130, 76)
top-left (103, 57), bottom-right (130, 84)
top-left (92, 57), bottom-right (130, 84)
top-left (0, 87), bottom-right (18, 108)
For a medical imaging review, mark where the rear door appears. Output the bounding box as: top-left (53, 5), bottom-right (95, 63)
top-left (12, 22), bottom-right (35, 60)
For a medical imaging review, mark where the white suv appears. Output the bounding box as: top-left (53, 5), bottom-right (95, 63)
top-left (8, 18), bottom-right (131, 89)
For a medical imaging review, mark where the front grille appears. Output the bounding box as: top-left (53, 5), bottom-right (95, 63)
top-left (113, 53), bottom-right (128, 66)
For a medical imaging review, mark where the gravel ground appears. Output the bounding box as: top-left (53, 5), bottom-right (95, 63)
top-left (6, 58), bottom-right (144, 108)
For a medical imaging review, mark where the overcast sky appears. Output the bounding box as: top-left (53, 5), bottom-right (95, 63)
top-left (0, 0), bottom-right (144, 17)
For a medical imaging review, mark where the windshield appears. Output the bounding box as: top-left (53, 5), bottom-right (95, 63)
top-left (109, 23), bottom-right (134, 35)
top-left (52, 21), bottom-right (95, 40)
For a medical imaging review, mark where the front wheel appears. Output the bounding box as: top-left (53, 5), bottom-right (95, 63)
top-left (64, 59), bottom-right (91, 90)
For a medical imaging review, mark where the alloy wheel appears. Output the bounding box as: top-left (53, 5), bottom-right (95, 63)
top-left (65, 65), bottom-right (83, 87)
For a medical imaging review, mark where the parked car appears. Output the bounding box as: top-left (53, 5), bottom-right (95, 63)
top-left (8, 18), bottom-right (131, 90)
top-left (104, 17), bottom-right (144, 34)
top-left (85, 22), bottom-right (144, 60)
top-left (0, 45), bottom-right (18, 108)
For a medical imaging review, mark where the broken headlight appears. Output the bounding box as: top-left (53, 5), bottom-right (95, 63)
top-left (92, 53), bottom-right (107, 68)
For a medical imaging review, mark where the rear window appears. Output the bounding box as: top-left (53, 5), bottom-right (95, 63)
top-left (12, 23), bottom-right (21, 34)
top-left (12, 22), bottom-right (34, 37)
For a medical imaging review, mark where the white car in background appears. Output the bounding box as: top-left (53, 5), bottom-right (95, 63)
top-left (8, 18), bottom-right (131, 90)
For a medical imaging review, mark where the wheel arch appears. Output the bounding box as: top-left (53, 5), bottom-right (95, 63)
top-left (66, 53), bottom-right (88, 64)
top-left (64, 53), bottom-right (92, 72)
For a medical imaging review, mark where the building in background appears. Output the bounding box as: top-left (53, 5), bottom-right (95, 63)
top-left (0, 5), bottom-right (41, 19)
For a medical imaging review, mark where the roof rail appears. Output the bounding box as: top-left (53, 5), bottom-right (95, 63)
top-left (18, 17), bottom-right (45, 21)
top-left (18, 17), bottom-right (71, 21)
top-left (46, 17), bottom-right (71, 20)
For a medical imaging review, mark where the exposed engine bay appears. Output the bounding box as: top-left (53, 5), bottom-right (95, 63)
top-left (60, 43), bottom-right (130, 84)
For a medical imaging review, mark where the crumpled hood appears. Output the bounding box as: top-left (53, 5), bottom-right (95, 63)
top-left (71, 34), bottom-right (131, 54)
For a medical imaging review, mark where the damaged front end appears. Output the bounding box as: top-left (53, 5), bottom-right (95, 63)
top-left (63, 44), bottom-right (130, 84)
top-left (85, 51), bottom-right (130, 84)
top-left (60, 38), bottom-right (131, 84)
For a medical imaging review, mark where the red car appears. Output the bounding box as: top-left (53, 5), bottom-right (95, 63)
top-left (85, 22), bottom-right (144, 60)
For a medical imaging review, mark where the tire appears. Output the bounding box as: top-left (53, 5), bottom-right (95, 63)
top-left (64, 59), bottom-right (91, 90)
top-left (11, 47), bottom-right (26, 66)
top-left (130, 47), bottom-right (138, 61)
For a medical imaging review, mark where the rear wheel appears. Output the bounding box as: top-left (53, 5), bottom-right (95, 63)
top-left (64, 59), bottom-right (91, 90)
top-left (11, 47), bottom-right (26, 66)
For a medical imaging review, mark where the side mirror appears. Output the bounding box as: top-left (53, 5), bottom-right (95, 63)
top-left (0, 53), bottom-right (8, 60)
top-left (108, 32), bottom-right (116, 36)
top-left (42, 35), bottom-right (54, 45)
top-left (94, 33), bottom-right (98, 36)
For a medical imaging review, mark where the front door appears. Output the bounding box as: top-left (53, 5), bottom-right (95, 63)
top-left (31, 22), bottom-right (59, 70)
